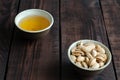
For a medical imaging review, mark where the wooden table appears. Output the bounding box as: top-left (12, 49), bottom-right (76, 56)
top-left (0, 0), bottom-right (119, 80)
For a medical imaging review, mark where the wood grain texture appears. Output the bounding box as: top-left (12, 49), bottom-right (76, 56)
top-left (0, 0), bottom-right (19, 79)
top-left (100, 0), bottom-right (120, 79)
top-left (61, 0), bottom-right (116, 80)
top-left (6, 0), bottom-right (60, 80)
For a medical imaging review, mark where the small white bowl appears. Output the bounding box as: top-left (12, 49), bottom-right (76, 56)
top-left (68, 39), bottom-right (112, 76)
top-left (15, 9), bottom-right (54, 38)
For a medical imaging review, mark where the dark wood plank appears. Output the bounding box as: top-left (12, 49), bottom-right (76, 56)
top-left (0, 0), bottom-right (19, 79)
top-left (61, 0), bottom-right (116, 80)
top-left (6, 0), bottom-right (59, 80)
top-left (100, 0), bottom-right (120, 79)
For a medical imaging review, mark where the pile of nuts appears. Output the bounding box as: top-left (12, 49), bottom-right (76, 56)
top-left (70, 42), bottom-right (107, 69)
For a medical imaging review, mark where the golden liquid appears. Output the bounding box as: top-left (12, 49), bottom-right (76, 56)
top-left (19, 15), bottom-right (50, 31)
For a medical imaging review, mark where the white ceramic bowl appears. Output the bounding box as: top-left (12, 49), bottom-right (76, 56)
top-left (15, 9), bottom-right (54, 39)
top-left (68, 39), bottom-right (112, 76)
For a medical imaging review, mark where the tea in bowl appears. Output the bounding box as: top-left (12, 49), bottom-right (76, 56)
top-left (15, 9), bottom-right (54, 39)
top-left (68, 40), bottom-right (112, 77)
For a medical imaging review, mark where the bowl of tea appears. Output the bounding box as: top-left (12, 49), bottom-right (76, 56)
top-left (15, 9), bottom-right (54, 39)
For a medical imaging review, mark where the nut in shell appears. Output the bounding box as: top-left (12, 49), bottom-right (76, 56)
top-left (70, 55), bottom-right (76, 62)
top-left (83, 43), bottom-right (95, 52)
top-left (72, 51), bottom-right (81, 56)
top-left (86, 52), bottom-right (94, 59)
top-left (96, 53), bottom-right (107, 62)
top-left (91, 49), bottom-right (98, 57)
top-left (77, 55), bottom-right (85, 62)
top-left (85, 57), bottom-right (90, 65)
top-left (96, 45), bottom-right (105, 54)
top-left (89, 58), bottom-right (97, 67)
top-left (81, 46), bottom-right (94, 53)
top-left (98, 61), bottom-right (104, 67)
top-left (81, 61), bottom-right (88, 68)
top-left (90, 62), bottom-right (100, 69)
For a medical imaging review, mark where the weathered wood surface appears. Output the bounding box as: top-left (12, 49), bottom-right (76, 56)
top-left (0, 0), bottom-right (119, 80)
top-left (5, 0), bottom-right (60, 80)
top-left (61, 0), bottom-right (116, 80)
top-left (101, 0), bottom-right (120, 80)
top-left (0, 0), bottom-right (19, 79)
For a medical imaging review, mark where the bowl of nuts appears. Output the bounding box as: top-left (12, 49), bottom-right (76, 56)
top-left (68, 40), bottom-right (112, 76)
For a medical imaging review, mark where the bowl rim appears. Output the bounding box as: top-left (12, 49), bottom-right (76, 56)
top-left (15, 9), bottom-right (54, 33)
top-left (68, 39), bottom-right (112, 71)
